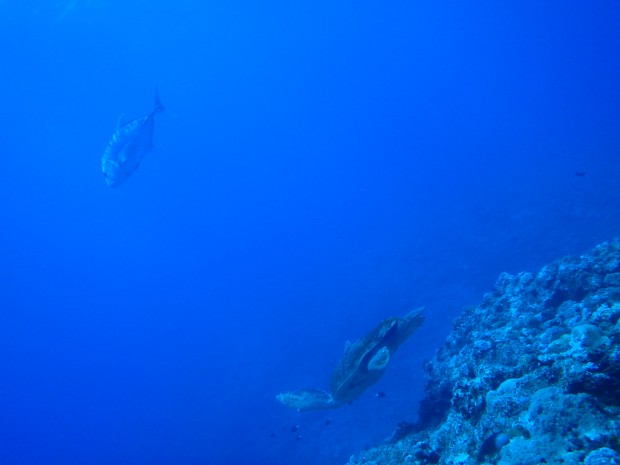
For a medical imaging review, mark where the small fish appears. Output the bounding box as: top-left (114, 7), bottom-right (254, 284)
top-left (477, 432), bottom-right (511, 462)
top-left (575, 171), bottom-right (587, 177)
top-left (102, 90), bottom-right (166, 187)
top-left (376, 391), bottom-right (386, 398)
top-left (325, 418), bottom-right (333, 426)
top-left (290, 425), bottom-right (300, 433)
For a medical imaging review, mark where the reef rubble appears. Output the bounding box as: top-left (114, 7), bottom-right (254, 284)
top-left (347, 239), bottom-right (620, 465)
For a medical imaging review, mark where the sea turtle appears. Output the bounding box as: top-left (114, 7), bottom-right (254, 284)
top-left (277, 307), bottom-right (425, 411)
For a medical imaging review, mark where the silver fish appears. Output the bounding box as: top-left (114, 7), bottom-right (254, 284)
top-left (102, 91), bottom-right (165, 187)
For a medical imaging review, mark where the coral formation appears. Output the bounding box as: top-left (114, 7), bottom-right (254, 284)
top-left (347, 239), bottom-right (620, 465)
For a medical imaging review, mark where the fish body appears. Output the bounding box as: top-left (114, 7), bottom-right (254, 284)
top-left (102, 91), bottom-right (165, 187)
top-left (477, 432), bottom-right (511, 462)
top-left (277, 308), bottom-right (425, 411)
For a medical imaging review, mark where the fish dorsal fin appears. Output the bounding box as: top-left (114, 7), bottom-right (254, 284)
top-left (153, 87), bottom-right (165, 114)
top-left (344, 340), bottom-right (352, 354)
top-left (116, 113), bottom-right (126, 130)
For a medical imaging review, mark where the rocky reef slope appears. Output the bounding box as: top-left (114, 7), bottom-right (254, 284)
top-left (348, 239), bottom-right (620, 465)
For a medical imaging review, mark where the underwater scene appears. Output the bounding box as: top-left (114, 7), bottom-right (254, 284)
top-left (1, 1), bottom-right (619, 464)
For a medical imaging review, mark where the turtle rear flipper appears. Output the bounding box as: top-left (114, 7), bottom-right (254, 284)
top-left (276, 389), bottom-right (340, 411)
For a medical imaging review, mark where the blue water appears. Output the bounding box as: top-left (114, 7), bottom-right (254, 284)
top-left (1, 2), bottom-right (619, 464)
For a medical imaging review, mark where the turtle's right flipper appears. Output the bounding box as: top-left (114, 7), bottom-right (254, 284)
top-left (276, 388), bottom-right (340, 411)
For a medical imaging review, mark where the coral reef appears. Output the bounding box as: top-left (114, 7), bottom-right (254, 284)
top-left (347, 239), bottom-right (620, 465)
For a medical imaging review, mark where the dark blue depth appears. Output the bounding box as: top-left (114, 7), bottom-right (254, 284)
top-left (1, 2), bottom-right (619, 464)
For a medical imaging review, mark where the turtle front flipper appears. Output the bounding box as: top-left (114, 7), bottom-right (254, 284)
top-left (276, 388), bottom-right (340, 411)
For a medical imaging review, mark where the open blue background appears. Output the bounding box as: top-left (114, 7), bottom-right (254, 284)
top-left (1, 1), bottom-right (619, 464)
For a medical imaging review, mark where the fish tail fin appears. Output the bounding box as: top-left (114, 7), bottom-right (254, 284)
top-left (153, 87), bottom-right (166, 114)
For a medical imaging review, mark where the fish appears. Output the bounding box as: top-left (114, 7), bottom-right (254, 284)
top-left (101, 90), bottom-right (165, 187)
top-left (477, 432), bottom-right (511, 462)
